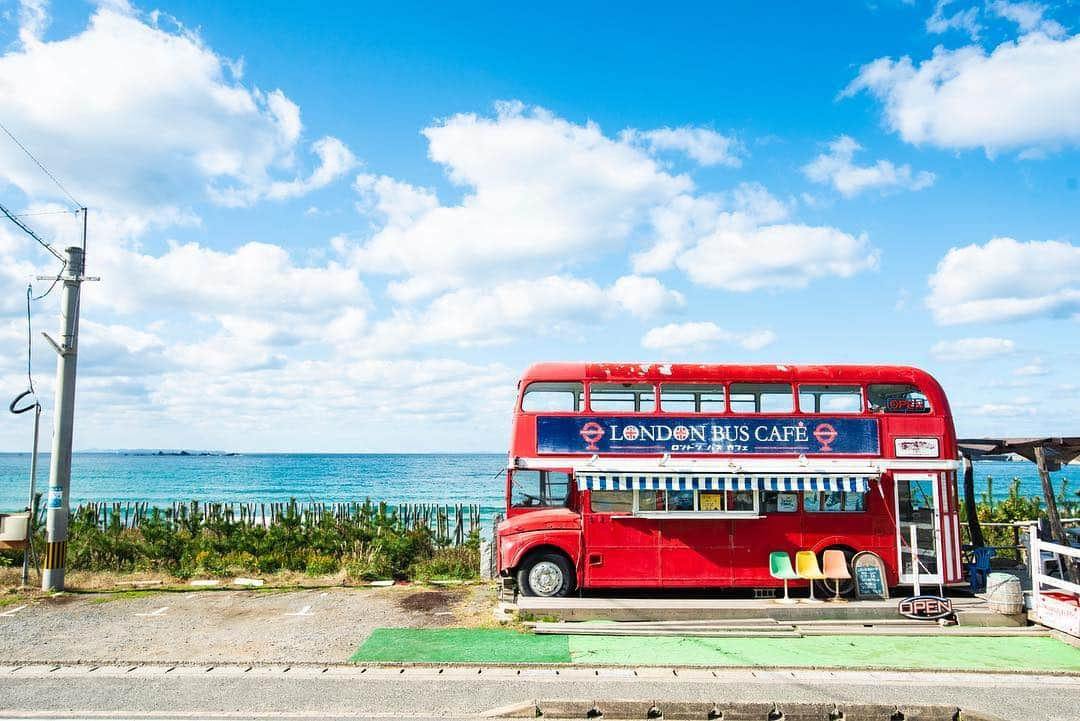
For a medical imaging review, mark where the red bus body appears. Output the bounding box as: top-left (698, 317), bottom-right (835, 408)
top-left (497, 363), bottom-right (963, 593)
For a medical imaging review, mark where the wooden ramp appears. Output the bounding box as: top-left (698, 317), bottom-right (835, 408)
top-left (517, 595), bottom-right (1026, 627)
top-left (532, 617), bottom-right (1050, 638)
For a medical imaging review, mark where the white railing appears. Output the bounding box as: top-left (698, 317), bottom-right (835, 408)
top-left (1028, 523), bottom-right (1080, 629)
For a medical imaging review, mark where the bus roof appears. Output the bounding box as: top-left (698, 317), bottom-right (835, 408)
top-left (520, 362), bottom-right (945, 389)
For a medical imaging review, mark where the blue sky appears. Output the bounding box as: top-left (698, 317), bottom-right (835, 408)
top-left (0, 0), bottom-right (1078, 451)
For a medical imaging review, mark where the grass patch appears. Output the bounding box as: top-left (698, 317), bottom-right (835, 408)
top-left (350, 628), bottom-right (571, 664)
top-left (88, 589), bottom-right (164, 604)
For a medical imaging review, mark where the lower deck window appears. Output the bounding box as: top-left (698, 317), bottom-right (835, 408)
top-left (589, 489), bottom-right (759, 515)
top-left (805, 490), bottom-right (866, 512)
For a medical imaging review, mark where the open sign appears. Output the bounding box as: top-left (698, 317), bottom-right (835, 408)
top-left (886, 396), bottom-right (928, 413)
top-left (898, 595), bottom-right (953, 620)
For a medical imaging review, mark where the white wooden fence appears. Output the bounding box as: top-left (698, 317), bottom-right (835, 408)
top-left (1028, 524), bottom-right (1080, 637)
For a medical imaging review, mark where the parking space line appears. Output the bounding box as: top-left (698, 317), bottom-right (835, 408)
top-left (0, 605), bottom-right (27, 617)
top-left (134, 607), bottom-right (169, 617)
top-left (284, 605), bottom-right (313, 616)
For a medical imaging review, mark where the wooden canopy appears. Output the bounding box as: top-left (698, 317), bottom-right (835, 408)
top-left (958, 437), bottom-right (1080, 471)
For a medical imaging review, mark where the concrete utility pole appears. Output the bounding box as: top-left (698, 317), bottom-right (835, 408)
top-left (41, 246), bottom-right (86, 591)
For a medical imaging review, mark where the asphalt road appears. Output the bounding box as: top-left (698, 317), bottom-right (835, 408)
top-left (0, 663), bottom-right (1077, 720)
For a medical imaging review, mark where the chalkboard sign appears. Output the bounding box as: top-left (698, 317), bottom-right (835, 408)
top-left (851, 551), bottom-right (889, 600)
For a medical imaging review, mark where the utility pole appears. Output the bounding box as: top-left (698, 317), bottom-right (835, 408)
top-left (40, 246), bottom-right (86, 591)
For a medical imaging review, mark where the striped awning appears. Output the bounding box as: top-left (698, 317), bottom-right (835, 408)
top-left (576, 473), bottom-right (872, 493)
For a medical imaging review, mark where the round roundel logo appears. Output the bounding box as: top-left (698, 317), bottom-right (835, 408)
top-left (622, 426), bottom-right (639, 441)
top-left (579, 421), bottom-right (605, 451)
top-left (673, 425), bottom-right (690, 441)
top-left (813, 423), bottom-right (838, 452)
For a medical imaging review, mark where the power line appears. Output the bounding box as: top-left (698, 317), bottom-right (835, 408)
top-left (0, 200), bottom-right (64, 261)
top-left (0, 119), bottom-right (81, 209)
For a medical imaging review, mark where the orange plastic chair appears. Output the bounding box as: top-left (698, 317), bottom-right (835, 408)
top-left (822, 549), bottom-right (852, 603)
top-left (795, 550), bottom-right (827, 603)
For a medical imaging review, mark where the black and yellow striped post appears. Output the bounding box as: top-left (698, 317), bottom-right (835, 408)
top-left (41, 246), bottom-right (85, 591)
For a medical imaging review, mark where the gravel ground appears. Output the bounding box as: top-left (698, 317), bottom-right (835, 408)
top-left (0, 584), bottom-right (487, 664)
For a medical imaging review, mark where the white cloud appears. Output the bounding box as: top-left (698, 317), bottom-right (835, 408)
top-left (926, 0), bottom-right (982, 40)
top-left (966, 401), bottom-right (1037, 417)
top-left (675, 223), bottom-right (878, 292)
top-left (0, 4), bottom-right (354, 216)
top-left (802, 136), bottom-right (935, 197)
top-left (352, 102), bottom-right (692, 301)
top-left (627, 126), bottom-right (743, 167)
top-left (96, 240), bottom-right (366, 317)
top-left (929, 336), bottom-right (1016, 361)
top-left (844, 31), bottom-right (1080, 155)
top-left (352, 104), bottom-right (871, 301)
top-left (363, 274), bottom-right (685, 354)
top-left (988, 1), bottom-right (1065, 36)
top-left (633, 181), bottom-right (877, 291)
top-left (608, 275), bottom-right (685, 319)
top-left (926, 237), bottom-right (1080, 324)
top-left (1014, 359), bottom-right (1049, 376)
top-left (641, 321), bottom-right (777, 353)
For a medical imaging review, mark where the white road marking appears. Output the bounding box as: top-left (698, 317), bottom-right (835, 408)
top-left (134, 607), bottom-right (169, 617)
top-left (0, 605), bottom-right (27, 617)
top-left (284, 605), bottom-right (313, 617)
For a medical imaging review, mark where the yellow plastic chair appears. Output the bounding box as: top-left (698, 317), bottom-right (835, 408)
top-left (795, 550), bottom-right (827, 603)
top-left (822, 549), bottom-right (852, 603)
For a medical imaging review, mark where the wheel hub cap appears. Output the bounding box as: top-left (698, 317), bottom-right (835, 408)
top-left (529, 561), bottom-right (563, 596)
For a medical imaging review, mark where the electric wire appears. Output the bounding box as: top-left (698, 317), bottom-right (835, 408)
top-left (0, 201), bottom-right (64, 261)
top-left (0, 118), bottom-right (81, 209)
top-left (9, 286), bottom-right (40, 416)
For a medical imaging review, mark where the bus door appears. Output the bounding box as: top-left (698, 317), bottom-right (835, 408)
top-left (894, 473), bottom-right (944, 585)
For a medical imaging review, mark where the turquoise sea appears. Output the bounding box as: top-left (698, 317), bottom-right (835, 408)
top-left (0, 454), bottom-right (1077, 518)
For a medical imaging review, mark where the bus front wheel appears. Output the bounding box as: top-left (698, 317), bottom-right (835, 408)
top-left (517, 552), bottom-right (575, 597)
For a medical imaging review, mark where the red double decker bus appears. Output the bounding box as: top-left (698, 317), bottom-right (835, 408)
top-left (497, 363), bottom-right (963, 597)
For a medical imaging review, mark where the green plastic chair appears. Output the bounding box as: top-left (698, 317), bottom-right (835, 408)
top-left (769, 551), bottom-right (801, 604)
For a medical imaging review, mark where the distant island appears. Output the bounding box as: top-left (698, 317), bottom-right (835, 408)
top-left (81, 449), bottom-right (240, 456)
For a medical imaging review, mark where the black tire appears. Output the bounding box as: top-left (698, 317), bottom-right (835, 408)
top-left (814, 546), bottom-right (857, 598)
top-left (516, 551), bottom-right (575, 597)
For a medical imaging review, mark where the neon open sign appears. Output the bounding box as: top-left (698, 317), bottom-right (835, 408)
top-left (885, 395), bottom-right (929, 413)
top-left (898, 595), bottom-right (953, 620)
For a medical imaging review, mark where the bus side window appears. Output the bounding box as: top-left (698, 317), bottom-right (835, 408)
top-left (660, 384), bottom-right (726, 413)
top-left (805, 491), bottom-right (866, 512)
top-left (590, 383), bottom-right (656, 412)
top-left (590, 490), bottom-right (632, 513)
top-left (730, 383), bottom-right (794, 413)
top-left (511, 470), bottom-right (571, 508)
top-left (521, 382), bottom-right (584, 412)
top-left (798, 384), bottom-right (863, 414)
top-left (867, 383), bottom-right (930, 414)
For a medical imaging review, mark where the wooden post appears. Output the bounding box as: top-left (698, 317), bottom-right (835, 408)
top-left (961, 454), bottom-right (985, 547)
top-left (1034, 445), bottom-right (1079, 584)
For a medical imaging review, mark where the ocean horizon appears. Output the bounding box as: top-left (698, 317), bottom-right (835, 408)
top-left (1, 453), bottom-right (1078, 518)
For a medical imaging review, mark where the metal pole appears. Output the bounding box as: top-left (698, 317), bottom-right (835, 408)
top-left (910, 523), bottom-right (921, 596)
top-left (41, 246), bottom-right (84, 592)
top-left (21, 403), bottom-right (41, 588)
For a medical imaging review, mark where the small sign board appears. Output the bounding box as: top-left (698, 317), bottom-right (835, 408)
top-left (898, 595), bottom-right (953, 620)
top-left (851, 551), bottom-right (888, 600)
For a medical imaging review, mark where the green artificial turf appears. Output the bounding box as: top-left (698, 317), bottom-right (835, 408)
top-left (568, 634), bottom-right (1080, 671)
top-left (350, 627), bottom-right (1080, 672)
top-left (350, 628), bottom-right (571, 664)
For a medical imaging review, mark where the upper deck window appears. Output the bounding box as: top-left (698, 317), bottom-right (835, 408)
top-left (729, 383), bottom-right (794, 414)
top-left (867, 383), bottom-right (931, 414)
top-left (589, 383), bottom-right (656, 412)
top-left (521, 382), bottom-right (584, 412)
top-left (798, 384), bottom-right (864, 414)
top-left (660, 384), bottom-right (726, 413)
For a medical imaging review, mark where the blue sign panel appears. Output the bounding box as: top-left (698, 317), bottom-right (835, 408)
top-left (536, 416), bottom-right (880, 455)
